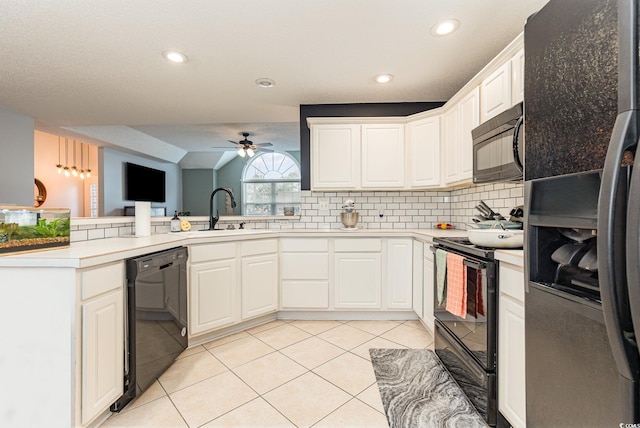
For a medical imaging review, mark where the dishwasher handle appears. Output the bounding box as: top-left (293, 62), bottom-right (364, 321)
top-left (159, 262), bottom-right (174, 271)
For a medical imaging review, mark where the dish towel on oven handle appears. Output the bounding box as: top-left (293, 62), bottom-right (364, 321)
top-left (466, 265), bottom-right (477, 318)
top-left (476, 269), bottom-right (485, 316)
top-left (445, 252), bottom-right (467, 318)
top-left (435, 249), bottom-right (448, 306)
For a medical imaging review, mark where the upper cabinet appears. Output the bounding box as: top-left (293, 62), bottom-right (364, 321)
top-left (444, 87), bottom-right (480, 185)
top-left (511, 48), bottom-right (525, 106)
top-left (361, 124), bottom-right (405, 188)
top-left (309, 120), bottom-right (405, 191)
top-left (311, 124), bottom-right (361, 189)
top-left (308, 33), bottom-right (524, 192)
top-left (408, 115), bottom-right (441, 187)
top-left (481, 61), bottom-right (513, 121)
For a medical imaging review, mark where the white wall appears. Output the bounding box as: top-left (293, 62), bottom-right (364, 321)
top-left (0, 108), bottom-right (35, 206)
top-left (100, 147), bottom-right (181, 216)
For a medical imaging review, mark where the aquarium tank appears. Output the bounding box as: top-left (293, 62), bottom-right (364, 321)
top-left (0, 206), bottom-right (70, 255)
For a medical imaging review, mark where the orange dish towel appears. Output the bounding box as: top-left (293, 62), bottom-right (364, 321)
top-left (445, 253), bottom-right (467, 318)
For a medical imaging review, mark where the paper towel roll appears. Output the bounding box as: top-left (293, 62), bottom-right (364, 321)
top-left (134, 201), bottom-right (151, 237)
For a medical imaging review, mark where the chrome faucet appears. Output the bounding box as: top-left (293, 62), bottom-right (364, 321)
top-left (209, 188), bottom-right (237, 230)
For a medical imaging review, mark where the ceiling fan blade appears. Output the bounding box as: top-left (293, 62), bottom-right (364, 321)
top-left (255, 142), bottom-right (273, 147)
top-left (227, 140), bottom-right (240, 145)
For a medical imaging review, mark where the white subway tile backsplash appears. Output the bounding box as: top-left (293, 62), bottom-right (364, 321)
top-left (69, 182), bottom-right (525, 242)
top-left (87, 228), bottom-right (105, 240)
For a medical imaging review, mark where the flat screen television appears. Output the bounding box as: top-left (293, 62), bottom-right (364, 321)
top-left (125, 162), bottom-right (166, 202)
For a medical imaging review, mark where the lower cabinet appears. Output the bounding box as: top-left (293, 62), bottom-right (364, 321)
top-left (412, 240), bottom-right (424, 318)
top-left (189, 242), bottom-right (239, 335)
top-left (498, 262), bottom-right (526, 428)
top-left (241, 240), bottom-right (279, 320)
top-left (280, 238), bottom-right (330, 309)
top-left (190, 258), bottom-right (238, 334)
top-left (422, 242), bottom-right (435, 330)
top-left (189, 239), bottom-right (279, 338)
top-left (334, 253), bottom-right (382, 308)
top-left (334, 238), bottom-right (382, 309)
top-left (79, 262), bottom-right (125, 425)
top-left (386, 239), bottom-right (413, 309)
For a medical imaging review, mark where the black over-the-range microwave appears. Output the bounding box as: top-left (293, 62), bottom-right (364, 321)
top-left (472, 102), bottom-right (524, 184)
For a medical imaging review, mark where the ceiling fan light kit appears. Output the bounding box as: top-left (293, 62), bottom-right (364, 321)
top-left (226, 132), bottom-right (273, 157)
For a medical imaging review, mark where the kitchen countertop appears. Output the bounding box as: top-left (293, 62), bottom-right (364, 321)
top-left (0, 229), bottom-right (529, 269)
top-left (0, 228), bottom-right (467, 269)
top-left (495, 249), bottom-right (524, 267)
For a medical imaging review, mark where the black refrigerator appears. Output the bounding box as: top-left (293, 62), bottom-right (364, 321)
top-left (524, 0), bottom-right (639, 426)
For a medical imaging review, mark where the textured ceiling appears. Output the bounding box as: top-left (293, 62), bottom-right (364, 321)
top-left (0, 0), bottom-right (549, 163)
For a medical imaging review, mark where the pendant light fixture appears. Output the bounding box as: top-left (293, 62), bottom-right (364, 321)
top-left (79, 143), bottom-right (85, 179)
top-left (56, 136), bottom-right (63, 173)
top-left (63, 139), bottom-right (70, 177)
top-left (86, 146), bottom-right (92, 178)
top-left (71, 140), bottom-right (78, 176)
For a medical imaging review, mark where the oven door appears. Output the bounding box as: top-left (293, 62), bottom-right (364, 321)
top-left (435, 320), bottom-right (497, 426)
top-left (433, 247), bottom-right (496, 371)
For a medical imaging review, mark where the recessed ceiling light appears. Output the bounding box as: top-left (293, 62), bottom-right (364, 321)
top-left (162, 50), bottom-right (189, 64)
top-left (431, 19), bottom-right (460, 36)
top-left (374, 74), bottom-right (394, 84)
top-left (255, 78), bottom-right (276, 88)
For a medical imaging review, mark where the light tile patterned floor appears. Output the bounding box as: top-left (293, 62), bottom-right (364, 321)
top-left (102, 319), bottom-right (434, 428)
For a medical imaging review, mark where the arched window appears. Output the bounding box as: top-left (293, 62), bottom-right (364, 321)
top-left (241, 152), bottom-right (301, 216)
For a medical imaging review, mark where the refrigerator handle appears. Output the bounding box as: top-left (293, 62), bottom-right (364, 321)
top-left (622, 0), bottom-right (640, 352)
top-left (598, 110), bottom-right (638, 383)
top-left (512, 116), bottom-right (524, 172)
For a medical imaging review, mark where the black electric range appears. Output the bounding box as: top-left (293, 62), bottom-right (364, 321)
top-left (431, 235), bottom-right (498, 426)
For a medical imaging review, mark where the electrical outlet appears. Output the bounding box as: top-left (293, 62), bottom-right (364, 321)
top-left (319, 198), bottom-right (329, 210)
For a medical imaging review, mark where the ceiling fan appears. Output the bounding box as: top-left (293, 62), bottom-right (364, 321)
top-left (228, 132), bottom-right (273, 157)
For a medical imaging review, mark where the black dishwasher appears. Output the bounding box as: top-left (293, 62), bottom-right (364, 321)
top-left (111, 246), bottom-right (188, 412)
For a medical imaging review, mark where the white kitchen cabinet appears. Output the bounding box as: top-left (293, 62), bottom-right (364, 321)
top-left (458, 87), bottom-right (480, 180)
top-left (444, 87), bottom-right (479, 185)
top-left (386, 239), bottom-right (413, 309)
top-left (412, 240), bottom-right (424, 318)
top-left (189, 243), bottom-right (238, 335)
top-left (422, 243), bottom-right (435, 330)
top-left (498, 262), bottom-right (526, 428)
top-left (311, 124), bottom-right (361, 189)
top-left (361, 124), bottom-right (405, 188)
top-left (443, 105), bottom-right (459, 184)
top-left (241, 239), bottom-right (278, 320)
top-left (80, 262), bottom-right (124, 425)
top-left (481, 61), bottom-right (512, 121)
top-left (511, 48), bottom-right (525, 105)
top-left (280, 238), bottom-right (330, 309)
top-left (408, 115), bottom-right (441, 187)
top-left (334, 238), bottom-right (382, 309)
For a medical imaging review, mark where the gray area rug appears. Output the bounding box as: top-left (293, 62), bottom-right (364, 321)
top-left (369, 349), bottom-right (486, 428)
